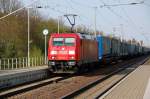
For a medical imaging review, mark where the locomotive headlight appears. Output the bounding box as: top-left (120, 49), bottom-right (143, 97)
top-left (51, 51), bottom-right (57, 55)
top-left (69, 50), bottom-right (75, 55)
top-left (71, 56), bottom-right (74, 59)
top-left (52, 56), bottom-right (55, 59)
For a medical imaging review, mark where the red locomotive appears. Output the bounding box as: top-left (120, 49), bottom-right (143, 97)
top-left (48, 33), bottom-right (98, 72)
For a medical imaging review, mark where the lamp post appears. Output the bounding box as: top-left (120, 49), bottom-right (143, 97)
top-left (27, 7), bottom-right (30, 67)
top-left (43, 29), bottom-right (49, 64)
top-left (27, 6), bottom-right (43, 67)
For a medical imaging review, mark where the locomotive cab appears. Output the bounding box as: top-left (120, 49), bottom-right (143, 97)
top-left (48, 33), bottom-right (98, 73)
top-left (48, 33), bottom-right (79, 72)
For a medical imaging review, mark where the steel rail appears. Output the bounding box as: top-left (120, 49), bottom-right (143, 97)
top-left (61, 56), bottom-right (149, 99)
top-left (0, 74), bottom-right (73, 98)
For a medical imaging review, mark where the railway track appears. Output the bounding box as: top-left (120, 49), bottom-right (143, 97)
top-left (61, 56), bottom-right (149, 99)
top-left (1, 56), bottom-right (149, 99)
top-left (0, 74), bottom-right (73, 98)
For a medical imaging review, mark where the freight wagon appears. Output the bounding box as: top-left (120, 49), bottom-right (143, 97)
top-left (96, 35), bottom-right (149, 63)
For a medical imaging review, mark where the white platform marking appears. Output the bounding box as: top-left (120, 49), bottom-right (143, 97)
top-left (143, 78), bottom-right (150, 99)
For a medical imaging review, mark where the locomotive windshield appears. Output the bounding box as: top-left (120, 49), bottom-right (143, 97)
top-left (65, 38), bottom-right (75, 46)
top-left (53, 37), bottom-right (75, 46)
top-left (53, 38), bottom-right (64, 46)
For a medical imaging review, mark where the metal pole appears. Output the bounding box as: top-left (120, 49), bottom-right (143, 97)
top-left (120, 24), bottom-right (123, 41)
top-left (26, 57), bottom-right (27, 67)
top-left (12, 58), bottom-right (13, 69)
top-left (4, 59), bottom-right (5, 70)
top-left (45, 35), bottom-right (47, 64)
top-left (27, 8), bottom-right (30, 67)
top-left (9, 0), bottom-right (12, 13)
top-left (16, 58), bottom-right (17, 69)
top-left (94, 7), bottom-right (97, 38)
top-left (40, 57), bottom-right (41, 65)
top-left (0, 59), bottom-right (1, 70)
top-left (113, 27), bottom-right (116, 37)
top-left (23, 58), bottom-right (24, 68)
top-left (58, 16), bottom-right (60, 34)
top-left (8, 59), bottom-right (9, 69)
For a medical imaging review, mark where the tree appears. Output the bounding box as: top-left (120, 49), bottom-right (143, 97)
top-left (0, 0), bottom-right (21, 14)
top-left (0, 0), bottom-right (75, 58)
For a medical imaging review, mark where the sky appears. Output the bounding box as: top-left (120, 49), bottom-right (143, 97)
top-left (21, 0), bottom-right (150, 46)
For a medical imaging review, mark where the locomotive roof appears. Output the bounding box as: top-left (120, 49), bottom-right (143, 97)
top-left (51, 33), bottom-right (95, 40)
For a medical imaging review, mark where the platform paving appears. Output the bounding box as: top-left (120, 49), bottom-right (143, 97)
top-left (0, 65), bottom-right (48, 76)
top-left (0, 65), bottom-right (49, 90)
top-left (100, 65), bottom-right (150, 99)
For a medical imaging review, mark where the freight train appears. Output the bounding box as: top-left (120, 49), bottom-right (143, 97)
top-left (48, 32), bottom-right (149, 73)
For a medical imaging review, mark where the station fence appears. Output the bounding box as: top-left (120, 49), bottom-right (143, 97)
top-left (0, 57), bottom-right (47, 70)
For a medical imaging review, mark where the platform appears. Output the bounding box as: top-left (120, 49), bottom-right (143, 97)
top-left (0, 66), bottom-right (49, 90)
top-left (0, 66), bottom-right (48, 76)
top-left (100, 65), bottom-right (150, 99)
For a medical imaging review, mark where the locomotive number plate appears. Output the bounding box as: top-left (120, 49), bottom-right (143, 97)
top-left (59, 51), bottom-right (68, 54)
